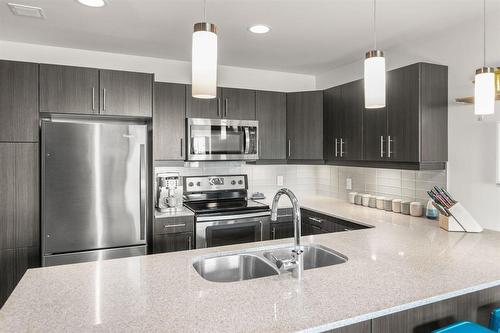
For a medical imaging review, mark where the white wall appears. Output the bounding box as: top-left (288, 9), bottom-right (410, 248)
top-left (316, 16), bottom-right (500, 231)
top-left (0, 40), bottom-right (315, 92)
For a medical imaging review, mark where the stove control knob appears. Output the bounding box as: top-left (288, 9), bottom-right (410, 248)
top-left (238, 180), bottom-right (243, 185)
top-left (231, 180), bottom-right (236, 185)
top-left (188, 182), bottom-right (194, 187)
top-left (196, 182), bottom-right (201, 187)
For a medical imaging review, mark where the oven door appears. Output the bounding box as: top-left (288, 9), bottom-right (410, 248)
top-left (187, 118), bottom-right (258, 161)
top-left (195, 211), bottom-right (270, 248)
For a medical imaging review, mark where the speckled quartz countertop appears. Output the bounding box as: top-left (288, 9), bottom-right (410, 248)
top-left (2, 196), bottom-right (500, 333)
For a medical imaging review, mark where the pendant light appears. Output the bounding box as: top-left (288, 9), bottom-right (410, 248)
top-left (192, 0), bottom-right (217, 99)
top-left (364, 0), bottom-right (386, 109)
top-left (474, 0), bottom-right (495, 116)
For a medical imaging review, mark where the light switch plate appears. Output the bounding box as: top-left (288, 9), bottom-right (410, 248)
top-left (277, 175), bottom-right (284, 186)
top-left (346, 178), bottom-right (352, 190)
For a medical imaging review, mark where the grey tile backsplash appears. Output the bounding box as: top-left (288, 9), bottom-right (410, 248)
top-left (155, 162), bottom-right (446, 204)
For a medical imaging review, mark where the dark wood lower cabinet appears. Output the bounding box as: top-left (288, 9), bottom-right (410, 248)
top-left (0, 249), bottom-right (16, 307)
top-left (153, 233), bottom-right (193, 253)
top-left (326, 321), bottom-right (371, 333)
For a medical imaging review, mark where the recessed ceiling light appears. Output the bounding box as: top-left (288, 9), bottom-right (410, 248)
top-left (76, 0), bottom-right (107, 7)
top-left (8, 3), bottom-right (45, 19)
top-left (248, 25), bottom-right (271, 34)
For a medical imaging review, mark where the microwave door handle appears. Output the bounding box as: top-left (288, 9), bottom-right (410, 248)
top-left (244, 127), bottom-right (250, 154)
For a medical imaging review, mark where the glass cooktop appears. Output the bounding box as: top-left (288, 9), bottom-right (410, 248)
top-left (184, 199), bottom-right (269, 214)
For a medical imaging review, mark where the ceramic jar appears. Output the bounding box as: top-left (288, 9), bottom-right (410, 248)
top-left (392, 199), bottom-right (402, 213)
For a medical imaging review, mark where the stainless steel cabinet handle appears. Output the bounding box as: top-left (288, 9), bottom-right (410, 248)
top-left (335, 138), bottom-right (338, 157)
top-left (180, 138), bottom-right (183, 158)
top-left (272, 227), bottom-right (276, 240)
top-left (308, 217), bottom-right (323, 224)
top-left (164, 223), bottom-right (186, 228)
top-left (387, 135), bottom-right (392, 158)
top-left (187, 235), bottom-right (192, 250)
top-left (102, 88), bottom-right (106, 111)
top-left (217, 98), bottom-right (221, 117)
top-left (258, 139), bottom-right (262, 157)
top-left (380, 136), bottom-right (385, 158)
top-left (92, 87), bottom-right (95, 111)
top-left (340, 138), bottom-right (344, 157)
top-left (288, 139), bottom-right (291, 157)
top-left (224, 98), bottom-right (228, 118)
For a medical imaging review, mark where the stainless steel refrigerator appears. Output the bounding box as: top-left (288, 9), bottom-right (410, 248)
top-left (41, 116), bottom-right (148, 266)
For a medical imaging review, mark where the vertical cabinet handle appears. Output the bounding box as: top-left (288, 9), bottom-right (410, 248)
top-left (387, 135), bottom-right (392, 158)
top-left (334, 138), bottom-right (338, 157)
top-left (288, 139), bottom-right (291, 157)
top-left (380, 136), bottom-right (385, 158)
top-left (217, 98), bottom-right (221, 117)
top-left (187, 235), bottom-right (192, 250)
top-left (92, 87), bottom-right (95, 111)
top-left (102, 88), bottom-right (106, 111)
top-left (272, 227), bottom-right (276, 240)
top-left (340, 138), bottom-right (344, 157)
top-left (180, 138), bottom-right (183, 158)
top-left (259, 139), bottom-right (262, 157)
top-left (224, 98), bottom-right (228, 118)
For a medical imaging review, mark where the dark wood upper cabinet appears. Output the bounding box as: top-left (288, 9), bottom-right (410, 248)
top-left (40, 64), bottom-right (99, 114)
top-left (221, 88), bottom-right (256, 120)
top-left (256, 91), bottom-right (286, 160)
top-left (99, 69), bottom-right (153, 117)
top-left (0, 61), bottom-right (38, 142)
top-left (363, 107), bottom-right (387, 161)
top-left (323, 86), bottom-right (343, 161)
top-left (153, 82), bottom-right (186, 160)
top-left (186, 85), bottom-right (221, 119)
top-left (286, 91), bottom-right (323, 160)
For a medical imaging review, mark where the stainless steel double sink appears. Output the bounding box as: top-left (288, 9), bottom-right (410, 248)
top-left (192, 244), bottom-right (348, 282)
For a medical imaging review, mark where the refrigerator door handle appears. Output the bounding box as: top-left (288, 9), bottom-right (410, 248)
top-left (139, 144), bottom-right (146, 241)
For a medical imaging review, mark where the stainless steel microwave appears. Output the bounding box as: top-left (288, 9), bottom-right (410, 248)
top-left (187, 118), bottom-right (259, 161)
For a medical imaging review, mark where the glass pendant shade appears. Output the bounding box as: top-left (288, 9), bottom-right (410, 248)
top-left (474, 67), bottom-right (495, 115)
top-left (364, 50), bottom-right (386, 109)
top-left (192, 22), bottom-right (217, 99)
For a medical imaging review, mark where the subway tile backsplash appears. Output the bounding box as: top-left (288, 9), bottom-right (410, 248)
top-left (155, 162), bottom-right (446, 204)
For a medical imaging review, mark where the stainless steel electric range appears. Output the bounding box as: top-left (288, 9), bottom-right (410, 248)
top-left (183, 175), bottom-right (270, 249)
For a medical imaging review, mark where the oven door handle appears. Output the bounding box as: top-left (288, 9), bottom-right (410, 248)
top-left (244, 127), bottom-right (250, 154)
top-left (196, 211), bottom-right (270, 222)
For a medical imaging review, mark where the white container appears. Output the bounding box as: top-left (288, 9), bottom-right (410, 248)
top-left (448, 203), bottom-right (483, 233)
top-left (410, 202), bottom-right (424, 217)
top-left (362, 194), bottom-right (371, 207)
top-left (376, 196), bottom-right (386, 210)
top-left (348, 192), bottom-right (358, 204)
top-left (392, 199), bottom-right (402, 213)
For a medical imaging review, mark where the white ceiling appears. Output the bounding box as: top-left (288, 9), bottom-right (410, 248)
top-left (0, 0), bottom-right (486, 75)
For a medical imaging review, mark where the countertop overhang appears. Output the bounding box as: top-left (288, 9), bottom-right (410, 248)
top-left (1, 196), bottom-right (500, 333)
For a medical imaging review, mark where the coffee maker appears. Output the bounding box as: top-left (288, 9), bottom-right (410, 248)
top-left (156, 172), bottom-right (183, 212)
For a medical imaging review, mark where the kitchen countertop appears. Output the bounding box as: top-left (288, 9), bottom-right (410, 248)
top-left (2, 195), bottom-right (500, 333)
top-left (154, 206), bottom-right (194, 219)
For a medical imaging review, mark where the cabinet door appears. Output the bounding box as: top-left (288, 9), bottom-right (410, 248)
top-left (153, 83), bottom-right (186, 160)
top-left (153, 233), bottom-right (193, 253)
top-left (99, 69), bottom-right (153, 117)
top-left (286, 91), bottom-right (323, 160)
top-left (0, 249), bottom-right (16, 307)
top-left (40, 64), bottom-right (98, 114)
top-left (221, 88), bottom-right (256, 120)
top-left (186, 85), bottom-right (221, 119)
top-left (386, 64), bottom-right (420, 162)
top-left (323, 86), bottom-right (343, 161)
top-left (256, 91), bottom-right (286, 160)
top-left (341, 80), bottom-right (364, 161)
top-left (0, 61), bottom-right (38, 142)
top-left (270, 222), bottom-right (294, 240)
top-left (363, 107), bottom-right (387, 161)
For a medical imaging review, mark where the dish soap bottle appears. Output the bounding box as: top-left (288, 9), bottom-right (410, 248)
top-left (426, 200), bottom-right (439, 220)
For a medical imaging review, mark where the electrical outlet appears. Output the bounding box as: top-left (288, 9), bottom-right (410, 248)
top-left (276, 175), bottom-right (284, 186)
top-left (346, 178), bottom-right (352, 190)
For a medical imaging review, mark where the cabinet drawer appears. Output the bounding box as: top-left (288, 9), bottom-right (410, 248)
top-left (154, 216), bottom-right (194, 235)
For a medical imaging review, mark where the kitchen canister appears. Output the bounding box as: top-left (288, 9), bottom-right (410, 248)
top-left (348, 192), bottom-right (358, 204)
top-left (401, 201), bottom-right (411, 215)
top-left (376, 196), bottom-right (386, 210)
top-left (368, 196), bottom-right (377, 208)
top-left (362, 194), bottom-right (371, 207)
top-left (410, 202), bottom-right (424, 217)
top-left (384, 198), bottom-right (393, 212)
top-left (354, 194), bottom-right (362, 205)
top-left (392, 199), bottom-right (402, 213)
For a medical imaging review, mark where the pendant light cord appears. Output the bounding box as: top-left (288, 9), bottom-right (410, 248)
top-left (483, 0), bottom-right (486, 66)
top-left (373, 0), bottom-right (377, 50)
top-left (203, 0), bottom-right (207, 21)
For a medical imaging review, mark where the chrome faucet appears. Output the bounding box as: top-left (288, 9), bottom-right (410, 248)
top-left (270, 188), bottom-right (303, 279)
